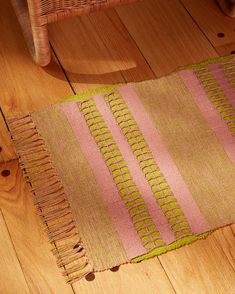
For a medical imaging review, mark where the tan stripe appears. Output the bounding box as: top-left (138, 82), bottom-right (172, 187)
top-left (32, 105), bottom-right (128, 270)
top-left (134, 73), bottom-right (235, 228)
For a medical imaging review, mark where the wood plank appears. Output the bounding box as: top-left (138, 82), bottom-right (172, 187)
top-left (116, 0), bottom-right (218, 77)
top-left (0, 0), bottom-right (72, 117)
top-left (49, 8), bottom-right (155, 93)
top-left (216, 43), bottom-right (235, 56)
top-left (0, 160), bottom-right (74, 294)
top-left (0, 209), bottom-right (30, 294)
top-left (0, 111), bottom-right (16, 162)
top-left (180, 0), bottom-right (235, 48)
top-left (1, 1), bottom-right (234, 292)
top-left (159, 229), bottom-right (235, 293)
top-left (213, 225), bottom-right (235, 271)
top-left (73, 258), bottom-right (175, 294)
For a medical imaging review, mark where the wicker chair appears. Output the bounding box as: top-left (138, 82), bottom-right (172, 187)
top-left (10, 0), bottom-right (136, 66)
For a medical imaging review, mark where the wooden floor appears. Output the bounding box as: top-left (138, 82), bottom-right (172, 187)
top-left (0, 0), bottom-right (235, 293)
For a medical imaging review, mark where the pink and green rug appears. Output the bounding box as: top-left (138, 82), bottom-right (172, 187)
top-left (8, 55), bottom-right (235, 283)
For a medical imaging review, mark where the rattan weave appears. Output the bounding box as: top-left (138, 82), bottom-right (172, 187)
top-left (10, 0), bottom-right (136, 66)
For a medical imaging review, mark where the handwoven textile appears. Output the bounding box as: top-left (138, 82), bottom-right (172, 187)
top-left (8, 56), bottom-right (235, 283)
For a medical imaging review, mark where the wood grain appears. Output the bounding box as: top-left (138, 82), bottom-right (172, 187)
top-left (213, 225), bottom-right (235, 272)
top-left (0, 112), bottom-right (16, 162)
top-left (0, 209), bottom-right (30, 294)
top-left (0, 160), bottom-right (74, 294)
top-left (216, 43), bottom-right (235, 56)
top-left (159, 229), bottom-right (235, 294)
top-left (0, 0), bottom-right (234, 292)
top-left (116, 0), bottom-right (218, 77)
top-left (0, 1), bottom-right (72, 117)
top-left (181, 0), bottom-right (235, 48)
top-left (49, 8), bottom-right (155, 93)
top-left (73, 258), bottom-right (175, 294)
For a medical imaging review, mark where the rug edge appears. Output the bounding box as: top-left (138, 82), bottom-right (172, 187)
top-left (132, 223), bottom-right (233, 263)
top-left (61, 54), bottom-right (235, 105)
top-left (177, 54), bottom-right (234, 70)
top-left (7, 113), bottom-right (93, 284)
top-left (131, 231), bottom-right (210, 263)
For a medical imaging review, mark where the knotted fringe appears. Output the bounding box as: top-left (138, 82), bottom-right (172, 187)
top-left (7, 114), bottom-right (93, 283)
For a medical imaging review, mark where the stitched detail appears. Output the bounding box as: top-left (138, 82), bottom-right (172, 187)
top-left (194, 64), bottom-right (235, 136)
top-left (77, 99), bottom-right (165, 250)
top-left (105, 91), bottom-right (192, 239)
top-left (222, 62), bottom-right (235, 134)
top-left (8, 114), bottom-right (93, 283)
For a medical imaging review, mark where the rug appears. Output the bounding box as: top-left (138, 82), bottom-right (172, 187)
top-left (7, 55), bottom-right (235, 283)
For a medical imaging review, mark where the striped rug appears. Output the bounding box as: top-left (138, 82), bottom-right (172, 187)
top-left (8, 55), bottom-right (235, 283)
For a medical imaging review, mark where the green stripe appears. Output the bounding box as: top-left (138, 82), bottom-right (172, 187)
top-left (61, 84), bottom-right (123, 102)
top-left (131, 231), bottom-right (210, 262)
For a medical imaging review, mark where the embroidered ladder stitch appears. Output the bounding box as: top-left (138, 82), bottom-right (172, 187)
top-left (194, 63), bottom-right (235, 136)
top-left (7, 114), bottom-right (93, 283)
top-left (105, 91), bottom-right (192, 239)
top-left (78, 99), bottom-right (165, 250)
top-left (222, 61), bottom-right (235, 134)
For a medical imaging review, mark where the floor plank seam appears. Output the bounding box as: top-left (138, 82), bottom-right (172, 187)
top-left (157, 257), bottom-right (177, 294)
top-left (0, 208), bottom-right (31, 293)
top-left (211, 234), bottom-right (235, 272)
top-left (50, 43), bottom-right (76, 95)
top-left (0, 107), bottom-right (10, 131)
top-left (114, 8), bottom-right (157, 80)
top-left (0, 0), bottom-right (234, 291)
top-left (178, 0), bottom-right (218, 56)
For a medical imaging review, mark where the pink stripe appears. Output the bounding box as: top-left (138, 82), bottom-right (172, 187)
top-left (208, 63), bottom-right (235, 109)
top-left (118, 84), bottom-right (210, 234)
top-left (180, 70), bottom-right (235, 165)
top-left (62, 102), bottom-right (147, 259)
top-left (94, 94), bottom-right (175, 244)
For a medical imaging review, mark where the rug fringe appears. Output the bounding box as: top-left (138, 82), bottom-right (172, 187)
top-left (8, 113), bottom-right (93, 283)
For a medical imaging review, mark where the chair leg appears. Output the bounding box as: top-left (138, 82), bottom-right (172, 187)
top-left (31, 24), bottom-right (51, 66)
top-left (10, 0), bottom-right (51, 66)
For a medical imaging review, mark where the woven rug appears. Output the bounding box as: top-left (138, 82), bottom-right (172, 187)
top-left (8, 55), bottom-right (235, 283)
